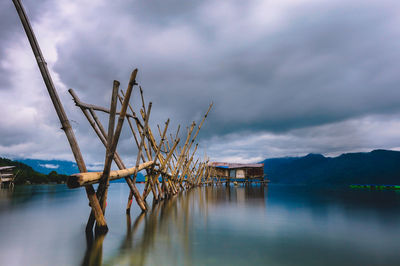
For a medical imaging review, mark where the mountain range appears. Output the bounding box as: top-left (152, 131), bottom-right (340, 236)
top-left (262, 149), bottom-right (400, 185)
top-left (5, 149), bottom-right (400, 185)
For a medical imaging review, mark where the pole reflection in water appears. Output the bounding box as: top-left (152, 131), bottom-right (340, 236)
top-left (82, 230), bottom-right (106, 266)
top-left (82, 185), bottom-right (267, 266)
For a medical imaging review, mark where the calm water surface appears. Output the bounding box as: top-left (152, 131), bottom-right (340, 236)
top-left (0, 184), bottom-right (400, 265)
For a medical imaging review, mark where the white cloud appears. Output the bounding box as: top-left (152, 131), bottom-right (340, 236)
top-left (201, 113), bottom-right (400, 162)
top-left (39, 163), bottom-right (59, 169)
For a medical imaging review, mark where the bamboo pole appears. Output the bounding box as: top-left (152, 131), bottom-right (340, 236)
top-left (97, 81), bottom-right (119, 214)
top-left (12, 0), bottom-right (107, 230)
top-left (143, 119), bottom-right (169, 200)
top-left (133, 102), bottom-right (152, 182)
top-left (185, 103), bottom-right (213, 156)
top-left (68, 89), bottom-right (126, 169)
top-left (172, 123), bottom-right (196, 185)
top-left (87, 106), bottom-right (146, 208)
top-left (126, 101), bottom-right (154, 207)
top-left (139, 86), bottom-right (146, 114)
top-left (158, 137), bottom-right (180, 197)
top-left (67, 92), bottom-right (135, 119)
top-left (175, 125), bottom-right (181, 142)
top-left (123, 94), bottom-right (153, 162)
top-left (157, 124), bottom-right (173, 196)
top-left (177, 103), bottom-right (212, 188)
top-left (87, 107), bottom-right (147, 212)
top-left (179, 144), bottom-right (198, 185)
top-left (70, 86), bottom-right (148, 215)
top-left (117, 96), bottom-right (149, 173)
top-left (69, 95), bottom-right (145, 228)
top-left (119, 93), bottom-right (157, 210)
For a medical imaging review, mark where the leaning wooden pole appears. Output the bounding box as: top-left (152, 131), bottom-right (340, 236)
top-left (97, 81), bottom-right (119, 214)
top-left (12, 0), bottom-right (107, 230)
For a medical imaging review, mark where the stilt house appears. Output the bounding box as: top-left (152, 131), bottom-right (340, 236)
top-left (0, 166), bottom-right (15, 188)
top-left (208, 162), bottom-right (265, 181)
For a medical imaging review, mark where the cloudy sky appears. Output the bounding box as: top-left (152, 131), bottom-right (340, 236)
top-left (1, 0), bottom-right (400, 167)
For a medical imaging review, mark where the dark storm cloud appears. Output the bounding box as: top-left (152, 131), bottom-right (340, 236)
top-left (53, 0), bottom-right (400, 138)
top-left (2, 0), bottom-right (400, 163)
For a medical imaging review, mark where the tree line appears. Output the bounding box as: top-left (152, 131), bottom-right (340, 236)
top-left (0, 157), bottom-right (68, 184)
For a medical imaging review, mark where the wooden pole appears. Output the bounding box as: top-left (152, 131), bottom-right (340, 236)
top-left (143, 119), bottom-right (169, 200)
top-left (97, 81), bottom-right (119, 215)
top-left (118, 92), bottom-right (156, 211)
top-left (133, 102), bottom-right (152, 183)
top-left (12, 0), bottom-right (107, 231)
top-left (172, 122), bottom-right (196, 184)
top-left (185, 103), bottom-right (213, 155)
top-left (68, 89), bottom-right (125, 169)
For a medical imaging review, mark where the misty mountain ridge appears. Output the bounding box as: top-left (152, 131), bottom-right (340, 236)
top-left (12, 149), bottom-right (400, 185)
top-left (262, 149), bottom-right (400, 185)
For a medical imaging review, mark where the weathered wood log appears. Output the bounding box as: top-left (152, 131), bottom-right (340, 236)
top-left (68, 161), bottom-right (154, 188)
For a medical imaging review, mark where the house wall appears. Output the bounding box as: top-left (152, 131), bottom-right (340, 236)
top-left (245, 167), bottom-right (264, 178)
top-left (210, 167), bottom-right (228, 177)
top-left (236, 169), bottom-right (245, 178)
top-left (209, 166), bottom-right (264, 179)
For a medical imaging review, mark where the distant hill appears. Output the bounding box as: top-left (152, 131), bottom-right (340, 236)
top-left (17, 159), bottom-right (79, 175)
top-left (15, 158), bottom-right (145, 181)
top-left (0, 157), bottom-right (68, 184)
top-left (262, 149), bottom-right (400, 185)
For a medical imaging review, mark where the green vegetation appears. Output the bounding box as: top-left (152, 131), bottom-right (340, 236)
top-left (349, 184), bottom-right (400, 190)
top-left (0, 157), bottom-right (68, 185)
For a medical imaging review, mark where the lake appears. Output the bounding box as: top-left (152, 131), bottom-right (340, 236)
top-left (0, 184), bottom-right (400, 265)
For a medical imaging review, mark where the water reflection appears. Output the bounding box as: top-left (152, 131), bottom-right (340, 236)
top-left (82, 230), bottom-right (106, 266)
top-left (205, 184), bottom-right (267, 206)
top-left (83, 185), bottom-right (267, 266)
top-left (2, 184), bottom-right (400, 266)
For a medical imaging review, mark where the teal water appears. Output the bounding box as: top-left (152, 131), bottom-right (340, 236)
top-left (0, 184), bottom-right (400, 265)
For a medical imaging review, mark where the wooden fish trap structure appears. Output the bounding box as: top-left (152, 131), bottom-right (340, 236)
top-left (67, 81), bottom-right (213, 233)
top-left (13, 0), bottom-right (214, 233)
